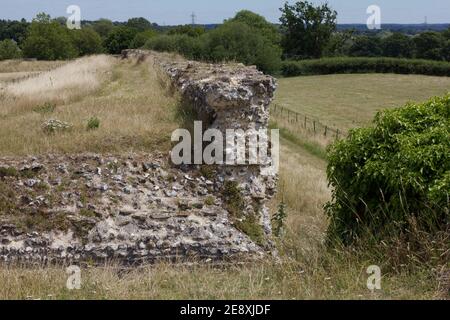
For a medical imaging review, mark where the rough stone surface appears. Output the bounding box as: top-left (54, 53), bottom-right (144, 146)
top-left (0, 154), bottom-right (265, 264)
top-left (0, 51), bottom-right (278, 265)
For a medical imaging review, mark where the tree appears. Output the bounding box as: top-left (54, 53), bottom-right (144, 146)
top-left (381, 33), bottom-right (414, 58)
top-left (323, 30), bottom-right (354, 57)
top-left (0, 39), bottom-right (22, 60)
top-left (71, 27), bottom-right (104, 55)
top-left (22, 13), bottom-right (77, 60)
top-left (167, 25), bottom-right (205, 37)
top-left (227, 10), bottom-right (280, 45)
top-left (126, 17), bottom-right (152, 32)
top-left (442, 40), bottom-right (450, 61)
top-left (414, 31), bottom-right (445, 60)
top-left (0, 19), bottom-right (29, 45)
top-left (104, 26), bottom-right (137, 54)
top-left (206, 21), bottom-right (282, 74)
top-left (92, 19), bottom-right (114, 38)
top-left (279, 1), bottom-right (337, 59)
top-left (348, 36), bottom-right (382, 57)
top-left (131, 30), bottom-right (158, 48)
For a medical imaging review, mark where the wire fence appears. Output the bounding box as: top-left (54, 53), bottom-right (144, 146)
top-left (272, 103), bottom-right (345, 140)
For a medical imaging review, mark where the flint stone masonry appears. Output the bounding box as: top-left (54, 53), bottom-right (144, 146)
top-left (0, 52), bottom-right (278, 265)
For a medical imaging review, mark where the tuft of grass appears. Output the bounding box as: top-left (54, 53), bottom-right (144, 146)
top-left (0, 166), bottom-right (19, 178)
top-left (33, 102), bottom-right (56, 114)
top-left (204, 195), bottom-right (215, 206)
top-left (86, 117), bottom-right (100, 130)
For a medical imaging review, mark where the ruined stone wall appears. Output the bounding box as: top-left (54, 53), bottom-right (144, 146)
top-left (0, 51), bottom-right (278, 265)
top-left (144, 49), bottom-right (279, 248)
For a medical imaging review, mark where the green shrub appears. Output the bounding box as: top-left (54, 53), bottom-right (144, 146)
top-left (326, 95), bottom-right (450, 244)
top-left (71, 27), bottom-right (104, 55)
top-left (104, 26), bottom-right (137, 54)
top-left (0, 39), bottom-right (22, 60)
top-left (87, 117), bottom-right (100, 130)
top-left (281, 57), bottom-right (450, 77)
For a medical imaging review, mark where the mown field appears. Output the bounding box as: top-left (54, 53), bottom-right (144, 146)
top-left (0, 61), bottom-right (446, 299)
top-left (273, 73), bottom-right (450, 131)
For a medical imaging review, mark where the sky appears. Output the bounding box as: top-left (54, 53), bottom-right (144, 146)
top-left (0, 0), bottom-right (449, 25)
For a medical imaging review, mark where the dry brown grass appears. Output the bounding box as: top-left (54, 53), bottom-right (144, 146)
top-left (0, 59), bottom-right (66, 73)
top-left (0, 55), bottom-right (180, 156)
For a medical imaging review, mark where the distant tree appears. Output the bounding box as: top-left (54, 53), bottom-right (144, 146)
top-left (92, 19), bottom-right (114, 38)
top-left (131, 30), bottom-right (158, 48)
top-left (442, 27), bottom-right (450, 40)
top-left (22, 13), bottom-right (77, 60)
top-left (0, 19), bottom-right (29, 45)
top-left (279, 1), bottom-right (337, 59)
top-left (104, 26), bottom-right (137, 54)
top-left (167, 25), bottom-right (205, 37)
top-left (227, 10), bottom-right (280, 45)
top-left (206, 21), bottom-right (282, 74)
top-left (382, 33), bottom-right (414, 58)
top-left (126, 17), bottom-right (152, 32)
top-left (348, 36), bottom-right (382, 57)
top-left (0, 39), bottom-right (22, 60)
top-left (442, 40), bottom-right (450, 61)
top-left (71, 27), bottom-right (104, 55)
top-left (414, 31), bottom-right (445, 60)
top-left (53, 16), bottom-right (67, 26)
top-left (323, 30), bottom-right (354, 57)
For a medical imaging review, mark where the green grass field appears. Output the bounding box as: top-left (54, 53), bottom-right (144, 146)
top-left (274, 74), bottom-right (450, 131)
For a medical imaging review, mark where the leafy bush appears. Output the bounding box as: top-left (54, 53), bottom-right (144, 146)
top-left (71, 27), bottom-right (104, 55)
top-left (104, 26), bottom-right (137, 54)
top-left (87, 117), bottom-right (100, 130)
top-left (0, 39), bottom-right (21, 60)
top-left (131, 30), bottom-right (157, 49)
top-left (326, 95), bottom-right (450, 244)
top-left (281, 57), bottom-right (450, 77)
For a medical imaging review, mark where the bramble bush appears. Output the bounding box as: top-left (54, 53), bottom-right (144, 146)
top-left (326, 95), bottom-right (450, 244)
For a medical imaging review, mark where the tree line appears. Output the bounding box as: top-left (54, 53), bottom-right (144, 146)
top-left (1, 1), bottom-right (449, 74)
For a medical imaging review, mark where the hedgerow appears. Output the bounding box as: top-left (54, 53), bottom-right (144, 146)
top-left (281, 57), bottom-right (450, 77)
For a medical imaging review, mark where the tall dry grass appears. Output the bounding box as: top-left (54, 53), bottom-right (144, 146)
top-left (0, 59), bottom-right (65, 73)
top-left (1, 55), bottom-right (115, 115)
top-left (0, 55), bottom-right (180, 155)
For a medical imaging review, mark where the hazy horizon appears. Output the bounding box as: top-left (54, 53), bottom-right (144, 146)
top-left (1, 0), bottom-right (449, 25)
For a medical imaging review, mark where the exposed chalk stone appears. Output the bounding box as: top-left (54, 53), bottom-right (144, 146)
top-left (0, 51), bottom-right (278, 265)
